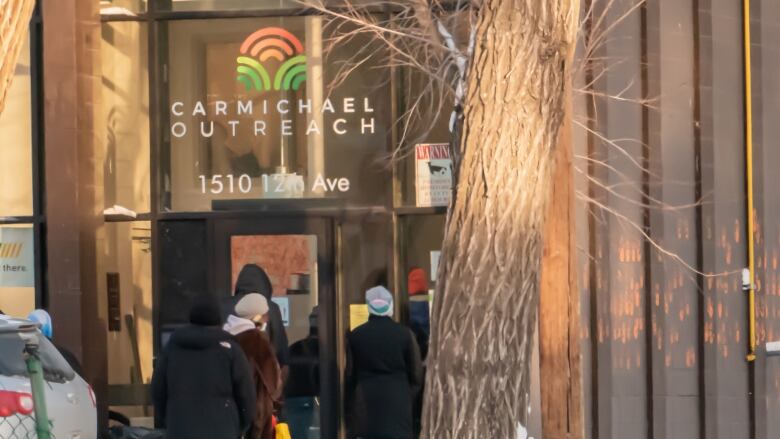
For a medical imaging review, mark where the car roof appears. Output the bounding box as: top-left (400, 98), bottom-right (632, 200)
top-left (0, 315), bottom-right (39, 334)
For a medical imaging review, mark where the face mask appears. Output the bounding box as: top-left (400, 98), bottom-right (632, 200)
top-left (259, 323), bottom-right (268, 332)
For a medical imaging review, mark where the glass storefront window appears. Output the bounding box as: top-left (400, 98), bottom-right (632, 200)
top-left (341, 217), bottom-right (391, 305)
top-left (100, 0), bottom-right (147, 14)
top-left (163, 17), bottom-right (391, 211)
top-left (0, 34), bottom-right (33, 217)
top-left (399, 70), bottom-right (452, 207)
top-left (103, 221), bottom-right (153, 418)
top-left (0, 225), bottom-right (36, 317)
top-left (102, 22), bottom-right (151, 214)
top-left (400, 214), bottom-right (445, 294)
top-left (397, 214), bottom-right (443, 362)
top-left (162, 0), bottom-right (374, 11)
top-left (339, 216), bottom-right (391, 342)
top-left (167, 0), bottom-right (296, 10)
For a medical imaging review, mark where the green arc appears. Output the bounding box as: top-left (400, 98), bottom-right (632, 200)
top-left (237, 75), bottom-right (254, 91)
top-left (236, 56), bottom-right (272, 91)
top-left (282, 65), bottom-right (307, 90)
top-left (274, 55), bottom-right (307, 90)
top-left (291, 74), bottom-right (306, 91)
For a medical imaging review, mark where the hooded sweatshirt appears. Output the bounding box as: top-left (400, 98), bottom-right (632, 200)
top-left (224, 315), bottom-right (258, 336)
top-left (228, 264), bottom-right (290, 367)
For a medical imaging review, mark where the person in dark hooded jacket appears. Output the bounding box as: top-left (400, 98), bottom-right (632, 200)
top-left (152, 294), bottom-right (256, 439)
top-left (227, 264), bottom-right (290, 369)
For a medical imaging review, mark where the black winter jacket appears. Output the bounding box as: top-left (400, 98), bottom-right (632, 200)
top-left (347, 316), bottom-right (423, 439)
top-left (152, 325), bottom-right (256, 439)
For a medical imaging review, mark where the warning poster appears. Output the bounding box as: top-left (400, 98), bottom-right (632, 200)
top-left (415, 143), bottom-right (453, 207)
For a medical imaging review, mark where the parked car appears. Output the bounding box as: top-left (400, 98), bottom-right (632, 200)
top-left (0, 315), bottom-right (97, 438)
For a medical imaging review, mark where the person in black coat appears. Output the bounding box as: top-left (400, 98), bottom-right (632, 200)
top-left (225, 264), bottom-right (290, 369)
top-left (284, 307), bottom-right (321, 439)
top-left (347, 286), bottom-right (423, 439)
top-left (152, 294), bottom-right (256, 439)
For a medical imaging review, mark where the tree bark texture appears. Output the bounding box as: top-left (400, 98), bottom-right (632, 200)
top-left (422, 1), bottom-right (579, 438)
top-left (0, 0), bottom-right (35, 115)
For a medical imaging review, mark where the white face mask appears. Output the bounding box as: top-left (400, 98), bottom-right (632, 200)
top-left (259, 323), bottom-right (268, 332)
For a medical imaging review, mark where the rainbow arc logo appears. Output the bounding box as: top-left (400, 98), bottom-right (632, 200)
top-left (0, 243), bottom-right (23, 258)
top-left (236, 27), bottom-right (307, 92)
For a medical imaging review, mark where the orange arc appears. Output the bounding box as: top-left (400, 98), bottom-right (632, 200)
top-left (250, 38), bottom-right (294, 58)
top-left (259, 48), bottom-right (286, 62)
top-left (240, 27), bottom-right (304, 55)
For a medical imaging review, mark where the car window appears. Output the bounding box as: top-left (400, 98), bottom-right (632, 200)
top-left (0, 332), bottom-right (76, 382)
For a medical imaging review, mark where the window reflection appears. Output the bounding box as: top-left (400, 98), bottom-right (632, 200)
top-left (101, 22), bottom-right (151, 214)
top-left (170, 0), bottom-right (294, 10)
top-left (165, 17), bottom-right (390, 211)
top-left (105, 221), bottom-right (153, 386)
top-left (399, 70), bottom-right (452, 207)
top-left (100, 0), bottom-right (146, 14)
top-left (0, 34), bottom-right (33, 217)
top-left (0, 225), bottom-right (36, 317)
top-left (401, 214), bottom-right (444, 294)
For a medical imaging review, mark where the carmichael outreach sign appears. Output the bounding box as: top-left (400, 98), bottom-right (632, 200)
top-left (170, 26), bottom-right (376, 139)
top-left (170, 98), bottom-right (376, 138)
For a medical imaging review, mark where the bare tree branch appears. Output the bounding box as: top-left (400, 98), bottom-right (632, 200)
top-left (577, 191), bottom-right (740, 278)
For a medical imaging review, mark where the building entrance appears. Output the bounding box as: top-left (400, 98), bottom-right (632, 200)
top-left (158, 216), bottom-right (338, 438)
top-left (215, 218), bottom-right (337, 439)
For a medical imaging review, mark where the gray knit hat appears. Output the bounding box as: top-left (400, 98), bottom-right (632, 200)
top-left (366, 286), bottom-right (394, 317)
top-left (234, 293), bottom-right (269, 319)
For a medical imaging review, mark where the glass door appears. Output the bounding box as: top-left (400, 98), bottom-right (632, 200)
top-left (214, 217), bottom-right (336, 439)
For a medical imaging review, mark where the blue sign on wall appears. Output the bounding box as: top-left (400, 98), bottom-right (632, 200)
top-left (271, 296), bottom-right (290, 327)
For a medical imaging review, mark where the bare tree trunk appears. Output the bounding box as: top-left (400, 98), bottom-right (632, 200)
top-left (423, 1), bottom-right (579, 437)
top-left (0, 0), bottom-right (35, 115)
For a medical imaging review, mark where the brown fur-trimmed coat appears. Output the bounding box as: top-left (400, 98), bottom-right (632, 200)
top-left (233, 329), bottom-right (282, 439)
